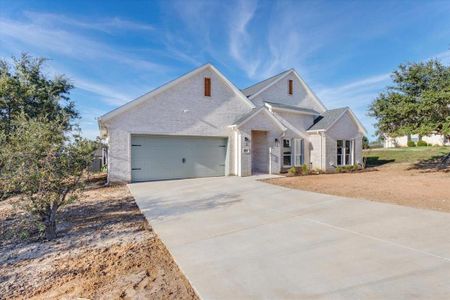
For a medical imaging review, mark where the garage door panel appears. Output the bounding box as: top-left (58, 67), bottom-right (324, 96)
top-left (131, 135), bottom-right (227, 182)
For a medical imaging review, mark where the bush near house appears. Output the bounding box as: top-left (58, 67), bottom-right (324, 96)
top-left (407, 140), bottom-right (416, 147)
top-left (417, 140), bottom-right (428, 147)
top-left (288, 166), bottom-right (297, 175)
top-left (287, 164), bottom-right (310, 176)
top-left (335, 164), bottom-right (360, 173)
top-left (301, 164), bottom-right (309, 175)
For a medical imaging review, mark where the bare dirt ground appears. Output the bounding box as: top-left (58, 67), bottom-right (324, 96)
top-left (265, 163), bottom-right (450, 213)
top-left (0, 175), bottom-right (198, 300)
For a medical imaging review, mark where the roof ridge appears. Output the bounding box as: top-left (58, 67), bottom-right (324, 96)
top-left (241, 69), bottom-right (291, 94)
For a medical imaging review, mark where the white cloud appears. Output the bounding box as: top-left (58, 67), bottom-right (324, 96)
top-left (23, 11), bottom-right (154, 33)
top-left (318, 49), bottom-right (450, 110)
top-left (0, 17), bottom-right (164, 72)
top-left (228, 0), bottom-right (260, 78)
top-left (72, 77), bottom-right (134, 106)
top-left (317, 73), bottom-right (391, 106)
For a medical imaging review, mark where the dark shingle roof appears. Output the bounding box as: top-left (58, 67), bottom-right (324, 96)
top-left (241, 70), bottom-right (291, 97)
top-left (265, 101), bottom-right (320, 115)
top-left (308, 107), bottom-right (348, 131)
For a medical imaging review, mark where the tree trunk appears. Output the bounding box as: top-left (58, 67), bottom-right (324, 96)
top-left (43, 205), bottom-right (58, 240)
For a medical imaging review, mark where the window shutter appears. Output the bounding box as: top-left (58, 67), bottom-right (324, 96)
top-left (288, 80), bottom-right (293, 95)
top-left (204, 77), bottom-right (211, 96)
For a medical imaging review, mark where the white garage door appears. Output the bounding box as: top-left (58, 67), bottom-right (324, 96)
top-left (131, 135), bottom-right (228, 182)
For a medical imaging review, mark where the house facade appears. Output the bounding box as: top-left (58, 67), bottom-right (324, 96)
top-left (99, 64), bottom-right (367, 182)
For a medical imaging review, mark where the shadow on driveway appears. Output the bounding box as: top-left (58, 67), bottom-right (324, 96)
top-left (137, 193), bottom-right (242, 221)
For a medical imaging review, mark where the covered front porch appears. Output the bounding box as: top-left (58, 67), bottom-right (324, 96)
top-left (230, 107), bottom-right (309, 176)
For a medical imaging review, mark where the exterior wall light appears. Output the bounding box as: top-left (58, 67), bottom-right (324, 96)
top-left (274, 138), bottom-right (279, 147)
top-left (244, 137), bottom-right (249, 147)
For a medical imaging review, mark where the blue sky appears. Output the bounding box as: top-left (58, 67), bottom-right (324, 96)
top-left (1, 0), bottom-right (449, 140)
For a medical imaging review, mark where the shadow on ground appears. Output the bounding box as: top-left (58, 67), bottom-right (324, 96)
top-left (138, 193), bottom-right (242, 222)
top-left (408, 153), bottom-right (450, 172)
top-left (364, 156), bottom-right (395, 168)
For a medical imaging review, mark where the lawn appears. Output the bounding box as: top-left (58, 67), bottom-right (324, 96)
top-left (266, 146), bottom-right (450, 213)
top-left (364, 146), bottom-right (450, 167)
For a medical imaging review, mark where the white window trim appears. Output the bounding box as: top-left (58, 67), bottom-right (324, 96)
top-left (293, 138), bottom-right (304, 166)
top-left (282, 138), bottom-right (292, 167)
top-left (336, 139), bottom-right (354, 166)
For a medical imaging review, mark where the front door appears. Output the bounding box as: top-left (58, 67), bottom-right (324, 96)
top-left (251, 130), bottom-right (269, 174)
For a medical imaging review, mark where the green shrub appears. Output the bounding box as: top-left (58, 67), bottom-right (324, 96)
top-left (301, 164), bottom-right (309, 175)
top-left (352, 164), bottom-right (359, 171)
top-left (335, 167), bottom-right (342, 173)
top-left (417, 140), bottom-right (428, 147)
top-left (407, 140), bottom-right (416, 147)
top-left (288, 166), bottom-right (297, 175)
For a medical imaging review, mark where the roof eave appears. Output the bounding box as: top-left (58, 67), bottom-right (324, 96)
top-left (265, 104), bottom-right (319, 116)
top-left (248, 70), bottom-right (292, 100)
top-left (100, 63), bottom-right (255, 122)
top-left (232, 107), bottom-right (287, 132)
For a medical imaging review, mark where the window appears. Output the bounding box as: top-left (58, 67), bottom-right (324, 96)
top-left (288, 79), bottom-right (293, 95)
top-left (283, 139), bottom-right (292, 167)
top-left (294, 139), bottom-right (304, 166)
top-left (337, 140), bottom-right (353, 166)
top-left (204, 77), bottom-right (211, 96)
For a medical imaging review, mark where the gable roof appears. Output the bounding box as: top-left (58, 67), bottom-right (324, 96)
top-left (264, 101), bottom-right (320, 115)
top-left (241, 69), bottom-right (327, 113)
top-left (308, 108), bottom-right (348, 131)
top-left (307, 107), bottom-right (367, 135)
top-left (231, 106), bottom-right (287, 132)
top-left (272, 113), bottom-right (309, 139)
top-left (99, 64), bottom-right (255, 123)
top-left (241, 70), bottom-right (290, 97)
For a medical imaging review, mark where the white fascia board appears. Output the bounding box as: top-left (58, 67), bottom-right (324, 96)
top-left (234, 107), bottom-right (287, 132)
top-left (248, 70), bottom-right (292, 100)
top-left (99, 63), bottom-right (255, 123)
top-left (265, 103), bottom-right (319, 116)
top-left (291, 70), bottom-right (327, 113)
top-left (319, 108), bottom-right (368, 136)
top-left (347, 109), bottom-right (368, 136)
top-left (306, 129), bottom-right (325, 133)
top-left (273, 113), bottom-right (309, 139)
top-left (208, 64), bottom-right (256, 109)
top-left (249, 69), bottom-right (327, 113)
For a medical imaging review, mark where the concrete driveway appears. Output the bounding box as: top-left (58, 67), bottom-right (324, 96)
top-left (129, 175), bottom-right (450, 299)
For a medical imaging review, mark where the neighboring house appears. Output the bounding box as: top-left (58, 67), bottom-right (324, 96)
top-left (98, 64), bottom-right (367, 182)
top-left (384, 134), bottom-right (450, 148)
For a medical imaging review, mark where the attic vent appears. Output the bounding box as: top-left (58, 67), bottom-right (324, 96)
top-left (288, 79), bottom-right (293, 95)
top-left (204, 77), bottom-right (211, 97)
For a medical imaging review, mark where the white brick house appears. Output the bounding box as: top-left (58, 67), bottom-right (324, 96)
top-left (98, 64), bottom-right (367, 182)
